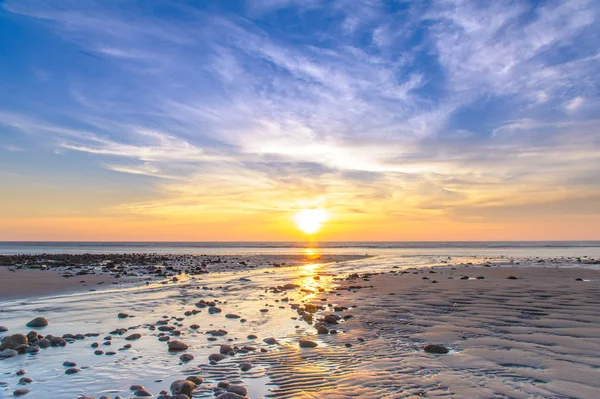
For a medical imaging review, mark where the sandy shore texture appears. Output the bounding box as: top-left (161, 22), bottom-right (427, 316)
top-left (0, 253), bottom-right (364, 301)
top-left (1, 256), bottom-right (599, 399)
top-left (285, 266), bottom-right (600, 398)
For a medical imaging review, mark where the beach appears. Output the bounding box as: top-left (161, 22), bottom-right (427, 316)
top-left (1, 248), bottom-right (600, 399)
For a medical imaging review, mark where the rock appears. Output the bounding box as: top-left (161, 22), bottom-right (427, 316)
top-left (63, 361), bottom-right (77, 367)
top-left (247, 334), bottom-right (257, 339)
top-left (0, 349), bottom-right (18, 358)
top-left (185, 376), bottom-right (203, 385)
top-left (575, 278), bottom-right (584, 281)
top-left (170, 379), bottom-right (196, 396)
top-left (209, 353), bottom-right (226, 362)
top-left (134, 389), bottom-right (152, 397)
top-left (130, 385), bottom-right (145, 391)
top-left (216, 394), bottom-right (247, 399)
top-left (0, 334), bottom-right (27, 350)
top-left (208, 307), bottom-right (222, 314)
top-left (180, 353), bottom-right (194, 362)
top-left (13, 388), bottom-right (30, 396)
top-left (507, 276), bottom-right (518, 280)
top-left (0, 326), bottom-right (8, 332)
top-left (239, 362), bottom-right (252, 371)
top-left (225, 314), bottom-right (240, 319)
top-left (37, 339), bottom-right (50, 348)
top-left (299, 339), bottom-right (318, 348)
top-left (18, 377), bottom-right (32, 384)
top-left (118, 313), bottom-right (129, 319)
top-left (263, 337), bottom-right (278, 345)
top-left (16, 369), bottom-right (26, 376)
top-left (316, 325), bottom-right (329, 334)
top-left (459, 276), bottom-right (470, 280)
top-left (26, 331), bottom-right (39, 342)
top-left (220, 344), bottom-right (233, 354)
top-left (65, 368), bottom-right (80, 375)
top-left (26, 317), bottom-right (48, 328)
top-left (125, 333), bottom-right (141, 341)
top-left (227, 385), bottom-right (248, 396)
top-left (168, 340), bottom-right (189, 351)
top-left (424, 344), bottom-right (449, 354)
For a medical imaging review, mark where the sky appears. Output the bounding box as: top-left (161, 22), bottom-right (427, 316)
top-left (0, 0), bottom-right (599, 241)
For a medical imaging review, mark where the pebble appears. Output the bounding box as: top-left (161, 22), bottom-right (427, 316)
top-left (170, 380), bottom-right (196, 396)
top-left (227, 385), bottom-right (248, 396)
top-left (216, 393), bottom-right (247, 399)
top-left (13, 388), bottom-right (30, 396)
top-left (239, 362), bottom-right (252, 371)
top-left (209, 353), bottom-right (226, 362)
top-left (65, 368), bottom-right (80, 375)
top-left (134, 389), bottom-right (152, 397)
top-left (185, 376), bottom-right (203, 385)
top-left (180, 353), bottom-right (194, 362)
top-left (263, 337), bottom-right (278, 345)
top-left (168, 340), bottom-right (189, 351)
top-left (125, 333), bottom-right (142, 341)
top-left (220, 344), bottom-right (233, 354)
top-left (26, 317), bottom-right (48, 328)
top-left (299, 339), bottom-right (318, 348)
top-left (0, 334), bottom-right (27, 350)
top-left (424, 344), bottom-right (449, 354)
top-left (0, 326), bottom-right (8, 332)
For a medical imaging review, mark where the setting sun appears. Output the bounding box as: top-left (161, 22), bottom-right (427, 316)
top-left (294, 208), bottom-right (329, 235)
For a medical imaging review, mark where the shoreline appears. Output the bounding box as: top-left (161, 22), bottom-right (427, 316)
top-left (1, 256), bottom-right (600, 398)
top-left (0, 253), bottom-right (368, 301)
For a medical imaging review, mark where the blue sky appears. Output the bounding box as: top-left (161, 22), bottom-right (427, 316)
top-left (0, 0), bottom-right (599, 240)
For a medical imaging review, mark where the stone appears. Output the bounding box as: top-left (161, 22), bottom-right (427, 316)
top-left (0, 326), bottom-right (8, 332)
top-left (225, 314), bottom-right (241, 319)
top-left (507, 276), bottom-right (518, 280)
top-left (26, 331), bottom-right (39, 342)
top-left (424, 344), bottom-right (449, 354)
top-left (180, 353), bottom-right (194, 362)
top-left (170, 379), bottom-right (196, 396)
top-left (299, 339), bottom-right (318, 348)
top-left (227, 385), bottom-right (248, 396)
top-left (134, 389), bottom-right (152, 397)
top-left (239, 362), bottom-right (252, 371)
top-left (220, 344), bottom-right (233, 354)
top-left (316, 325), bottom-right (329, 334)
top-left (65, 368), bottom-right (80, 375)
top-left (125, 333), bottom-right (141, 341)
top-left (209, 353), bottom-right (226, 362)
top-left (216, 394), bottom-right (247, 399)
top-left (168, 340), bottom-right (189, 351)
top-left (37, 339), bottom-right (50, 349)
top-left (185, 376), bottom-right (203, 385)
top-left (63, 361), bottom-right (77, 367)
top-left (118, 313), bottom-right (129, 319)
top-left (0, 334), bottom-right (27, 350)
top-left (263, 337), bottom-right (278, 345)
top-left (18, 377), bottom-right (32, 384)
top-left (13, 388), bottom-right (30, 396)
top-left (26, 317), bottom-right (48, 328)
top-left (0, 349), bottom-right (18, 358)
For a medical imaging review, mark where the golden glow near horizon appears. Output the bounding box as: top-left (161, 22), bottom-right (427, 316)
top-left (294, 208), bottom-right (329, 235)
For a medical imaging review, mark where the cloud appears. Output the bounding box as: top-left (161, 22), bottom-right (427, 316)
top-left (1, 0), bottom-right (599, 234)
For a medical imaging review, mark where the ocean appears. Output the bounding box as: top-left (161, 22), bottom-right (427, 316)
top-left (1, 241), bottom-right (599, 258)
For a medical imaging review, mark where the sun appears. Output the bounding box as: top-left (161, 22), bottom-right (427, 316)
top-left (294, 208), bottom-right (328, 235)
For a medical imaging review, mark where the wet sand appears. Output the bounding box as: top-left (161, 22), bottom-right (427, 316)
top-left (1, 255), bottom-right (600, 399)
top-left (0, 254), bottom-right (364, 301)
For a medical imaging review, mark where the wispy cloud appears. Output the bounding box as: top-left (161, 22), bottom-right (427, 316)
top-left (1, 0), bottom-right (599, 238)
